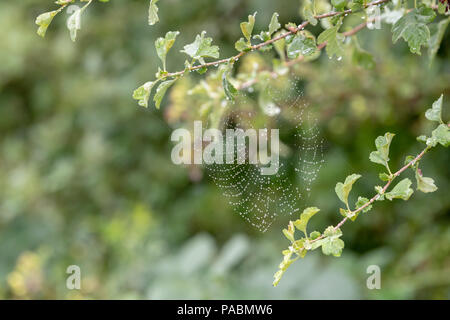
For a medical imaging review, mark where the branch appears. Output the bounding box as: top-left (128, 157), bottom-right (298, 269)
top-left (238, 20), bottom-right (372, 90)
top-left (162, 0), bottom-right (391, 80)
top-left (330, 146), bottom-right (430, 234)
top-left (274, 113), bottom-right (449, 286)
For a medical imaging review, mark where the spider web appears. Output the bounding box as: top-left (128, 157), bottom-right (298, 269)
top-left (203, 77), bottom-right (324, 232)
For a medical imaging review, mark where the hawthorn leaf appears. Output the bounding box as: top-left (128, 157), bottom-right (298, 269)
top-left (425, 94), bottom-right (443, 123)
top-left (320, 226), bottom-right (344, 257)
top-left (273, 35), bottom-right (286, 60)
top-left (132, 81), bottom-right (156, 108)
top-left (155, 31), bottom-right (180, 70)
top-left (235, 38), bottom-right (249, 52)
top-left (352, 197), bottom-right (372, 215)
top-left (369, 132), bottom-right (395, 168)
top-left (35, 10), bottom-right (60, 38)
top-left (332, 0), bottom-right (346, 11)
top-left (222, 71), bottom-right (238, 101)
top-left (415, 169), bottom-right (438, 193)
top-left (268, 13), bottom-right (281, 36)
top-left (287, 33), bottom-right (317, 58)
top-left (430, 124), bottom-right (450, 147)
top-left (392, 6), bottom-right (436, 55)
top-left (240, 12), bottom-right (257, 43)
top-left (385, 178), bottom-right (414, 201)
top-left (310, 231), bottom-right (321, 240)
top-left (302, 0), bottom-right (318, 26)
top-left (181, 31), bottom-right (220, 62)
top-left (317, 24), bottom-right (344, 59)
top-left (153, 79), bottom-right (176, 109)
top-left (293, 207), bottom-right (320, 236)
top-left (335, 174), bottom-right (361, 206)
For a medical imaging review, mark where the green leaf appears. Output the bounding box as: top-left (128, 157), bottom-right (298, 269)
top-left (240, 12), bottom-right (257, 43)
top-left (430, 124), bottom-right (450, 147)
top-left (148, 0), bottom-right (160, 25)
top-left (404, 155), bottom-right (415, 165)
top-left (153, 79), bottom-right (176, 109)
top-left (428, 17), bottom-right (450, 65)
top-left (392, 6), bottom-right (436, 55)
top-left (417, 135), bottom-right (427, 143)
top-left (132, 81), bottom-right (157, 108)
top-left (375, 185), bottom-right (385, 201)
top-left (273, 245), bottom-right (300, 286)
top-left (155, 31), bottom-right (180, 71)
top-left (293, 207), bottom-right (320, 236)
top-left (181, 31), bottom-right (220, 63)
top-left (253, 12), bottom-right (280, 44)
top-left (310, 231), bottom-right (321, 240)
top-left (320, 226), bottom-right (344, 257)
top-left (425, 94), bottom-right (443, 123)
top-left (222, 71), bottom-right (238, 102)
top-left (335, 174), bottom-right (361, 206)
top-left (196, 66), bottom-right (207, 74)
top-left (332, 0), bottom-right (347, 11)
top-left (273, 269), bottom-right (284, 287)
top-left (317, 24), bottom-right (344, 59)
top-left (282, 221), bottom-right (295, 242)
top-left (292, 238), bottom-right (307, 257)
top-left (369, 132), bottom-right (395, 169)
top-left (302, 0), bottom-right (318, 26)
top-left (273, 35), bottom-right (286, 60)
top-left (415, 168), bottom-right (438, 193)
top-left (350, 0), bottom-right (364, 11)
top-left (385, 178), bottom-right (414, 201)
top-left (355, 196), bottom-right (372, 216)
top-left (379, 173), bottom-right (391, 181)
top-left (235, 38), bottom-right (249, 52)
top-left (268, 13), bottom-right (281, 36)
top-left (35, 10), bottom-right (60, 38)
top-left (287, 33), bottom-right (317, 59)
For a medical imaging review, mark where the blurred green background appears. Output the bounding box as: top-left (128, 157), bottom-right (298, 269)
top-left (0, 0), bottom-right (449, 299)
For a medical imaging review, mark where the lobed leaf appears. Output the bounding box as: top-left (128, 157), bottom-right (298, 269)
top-left (335, 174), bottom-right (361, 207)
top-left (153, 79), bottom-right (176, 109)
top-left (181, 31), bottom-right (220, 63)
top-left (392, 5), bottom-right (436, 55)
top-left (240, 12), bottom-right (257, 43)
top-left (155, 31), bottom-right (180, 71)
top-left (369, 132), bottom-right (395, 169)
top-left (317, 24), bottom-right (344, 59)
top-left (385, 178), bottom-right (414, 201)
top-left (425, 94), bottom-right (444, 123)
top-left (293, 207), bottom-right (320, 236)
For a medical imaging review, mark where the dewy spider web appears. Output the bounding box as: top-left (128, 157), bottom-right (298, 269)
top-left (202, 76), bottom-right (324, 232)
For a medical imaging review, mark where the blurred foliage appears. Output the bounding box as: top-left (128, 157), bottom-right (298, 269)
top-left (0, 0), bottom-right (449, 299)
